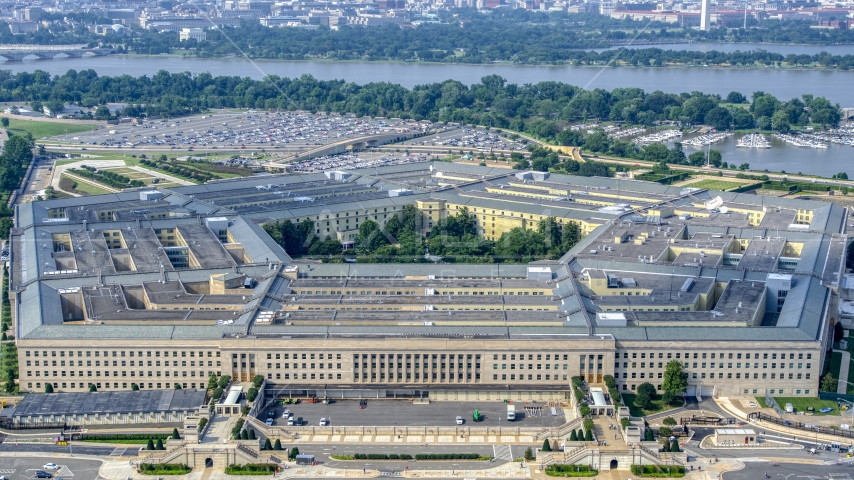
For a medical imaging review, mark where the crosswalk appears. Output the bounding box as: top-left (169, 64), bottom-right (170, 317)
top-left (0, 470), bottom-right (14, 475)
top-left (108, 447), bottom-right (127, 457)
top-left (493, 444), bottom-right (513, 462)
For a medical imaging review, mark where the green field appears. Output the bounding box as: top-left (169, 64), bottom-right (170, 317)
top-left (755, 396), bottom-right (841, 415)
top-left (60, 174), bottom-right (112, 196)
top-left (682, 180), bottom-right (745, 191)
top-left (5, 118), bottom-right (97, 140)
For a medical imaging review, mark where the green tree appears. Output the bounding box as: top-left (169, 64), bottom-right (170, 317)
top-left (634, 390), bottom-right (652, 410)
top-left (146, 438), bottom-right (155, 450)
top-left (0, 117), bottom-right (8, 128)
top-left (89, 383), bottom-right (97, 392)
top-left (208, 373), bottom-right (218, 389)
top-left (524, 447), bottom-right (535, 461)
top-left (94, 106), bottom-right (111, 120)
top-left (290, 447), bottom-right (300, 460)
top-left (248, 429), bottom-right (256, 440)
top-left (662, 360), bottom-right (687, 402)
top-left (156, 438), bottom-right (164, 450)
top-left (131, 383), bottom-right (139, 390)
top-left (662, 417), bottom-right (677, 427)
top-left (637, 382), bottom-right (657, 400)
top-left (172, 428), bottom-right (180, 440)
top-left (542, 439), bottom-right (552, 451)
top-left (658, 427), bottom-right (672, 437)
top-left (584, 428), bottom-right (593, 441)
top-left (174, 383), bottom-right (181, 389)
top-left (569, 429), bottom-right (578, 441)
top-left (264, 438), bottom-right (272, 450)
top-left (670, 440), bottom-right (680, 452)
top-left (274, 439), bottom-right (282, 450)
top-left (44, 383), bottom-right (54, 393)
top-left (821, 373), bottom-right (838, 392)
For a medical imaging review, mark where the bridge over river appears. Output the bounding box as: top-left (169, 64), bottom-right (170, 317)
top-left (0, 45), bottom-right (115, 62)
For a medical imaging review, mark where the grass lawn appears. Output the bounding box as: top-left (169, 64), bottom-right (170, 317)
top-left (830, 351), bottom-right (844, 382)
top-left (682, 179), bottom-right (744, 191)
top-left (60, 174), bottom-right (111, 196)
top-left (6, 119), bottom-right (96, 139)
top-left (755, 396), bottom-right (841, 415)
top-left (622, 393), bottom-right (685, 417)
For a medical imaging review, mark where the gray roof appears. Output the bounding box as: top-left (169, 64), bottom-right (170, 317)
top-left (9, 389), bottom-right (206, 417)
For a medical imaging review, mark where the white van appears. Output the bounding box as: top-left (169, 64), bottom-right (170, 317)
top-left (785, 403), bottom-right (794, 413)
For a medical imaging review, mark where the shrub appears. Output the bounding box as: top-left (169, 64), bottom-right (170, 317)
top-left (231, 418), bottom-right (245, 439)
top-left (542, 439), bottom-right (552, 452)
top-left (172, 428), bottom-right (180, 440)
top-left (156, 438), bottom-right (164, 450)
top-left (621, 418), bottom-right (631, 429)
top-left (263, 438), bottom-right (272, 450)
top-left (224, 464), bottom-right (277, 475)
top-left (274, 439), bottom-right (282, 450)
top-left (414, 453), bottom-right (481, 460)
top-left (138, 464), bottom-right (191, 475)
top-left (247, 387), bottom-right (258, 402)
top-left (569, 430), bottom-right (577, 441)
top-left (546, 465), bottom-right (598, 477)
top-left (198, 418), bottom-right (208, 431)
top-left (630, 465), bottom-right (685, 477)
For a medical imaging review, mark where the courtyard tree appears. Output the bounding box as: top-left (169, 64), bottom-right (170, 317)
top-left (662, 360), bottom-right (687, 403)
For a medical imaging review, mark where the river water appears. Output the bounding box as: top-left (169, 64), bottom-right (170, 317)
top-left (1, 51), bottom-right (852, 175)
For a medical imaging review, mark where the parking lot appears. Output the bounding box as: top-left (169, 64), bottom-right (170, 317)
top-left (258, 400), bottom-right (566, 428)
top-left (50, 110), bottom-right (438, 152)
top-left (0, 457), bottom-right (102, 480)
top-left (289, 151), bottom-right (431, 173)
top-left (400, 127), bottom-right (527, 151)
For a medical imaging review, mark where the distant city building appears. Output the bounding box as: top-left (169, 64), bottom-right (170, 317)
top-left (8, 21), bottom-right (39, 34)
top-left (179, 27), bottom-right (206, 41)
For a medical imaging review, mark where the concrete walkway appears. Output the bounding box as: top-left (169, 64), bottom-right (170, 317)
top-left (838, 350), bottom-right (851, 394)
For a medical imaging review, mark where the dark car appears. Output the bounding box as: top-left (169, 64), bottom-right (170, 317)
top-left (35, 472), bottom-right (52, 478)
top-left (296, 417), bottom-right (303, 426)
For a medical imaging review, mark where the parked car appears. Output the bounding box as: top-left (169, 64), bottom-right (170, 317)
top-left (287, 418), bottom-right (296, 426)
top-left (265, 418), bottom-right (273, 426)
top-left (456, 416), bottom-right (464, 425)
top-left (34, 472), bottom-right (52, 479)
top-left (319, 418), bottom-right (329, 426)
top-left (43, 464), bottom-right (60, 470)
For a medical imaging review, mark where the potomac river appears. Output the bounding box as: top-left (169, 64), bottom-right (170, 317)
top-left (1, 53), bottom-right (853, 176)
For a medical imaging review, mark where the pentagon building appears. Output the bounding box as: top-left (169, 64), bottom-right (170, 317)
top-left (9, 162), bottom-right (847, 400)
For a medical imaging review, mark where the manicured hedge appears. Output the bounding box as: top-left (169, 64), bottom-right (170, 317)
top-left (414, 453), bottom-right (480, 460)
top-left (82, 434), bottom-right (170, 441)
top-left (352, 454), bottom-right (413, 460)
top-left (224, 464), bottom-right (277, 475)
top-left (546, 465), bottom-right (598, 477)
top-left (630, 465), bottom-right (686, 477)
top-left (138, 464), bottom-right (191, 475)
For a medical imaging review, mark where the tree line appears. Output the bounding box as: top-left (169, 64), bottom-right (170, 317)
top-left (0, 70), bottom-right (840, 131)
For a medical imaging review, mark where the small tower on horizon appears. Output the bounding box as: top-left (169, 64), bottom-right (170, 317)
top-left (700, 0), bottom-right (711, 31)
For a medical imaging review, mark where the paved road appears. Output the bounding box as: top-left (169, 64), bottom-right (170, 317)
top-left (723, 461), bottom-right (854, 480)
top-left (0, 443), bottom-right (116, 456)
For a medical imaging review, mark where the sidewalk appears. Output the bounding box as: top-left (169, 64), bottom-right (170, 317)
top-left (715, 397), bottom-right (853, 444)
top-left (838, 350), bottom-right (851, 394)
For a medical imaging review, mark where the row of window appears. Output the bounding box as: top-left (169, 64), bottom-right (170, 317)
top-left (267, 363), bottom-right (342, 369)
top-left (267, 373), bottom-right (342, 380)
top-left (495, 354), bottom-right (571, 361)
top-left (616, 372), bottom-right (811, 381)
top-left (494, 374), bottom-right (567, 381)
top-left (30, 370), bottom-right (215, 378)
top-left (28, 360), bottom-right (220, 368)
top-left (30, 382), bottom-right (202, 390)
top-left (616, 362), bottom-right (811, 370)
top-left (494, 364), bottom-right (567, 371)
top-left (618, 352), bottom-right (811, 360)
top-left (26, 350), bottom-right (220, 358)
top-left (265, 353), bottom-right (340, 360)
top-left (354, 372), bottom-right (482, 381)
top-left (356, 362), bottom-right (480, 370)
